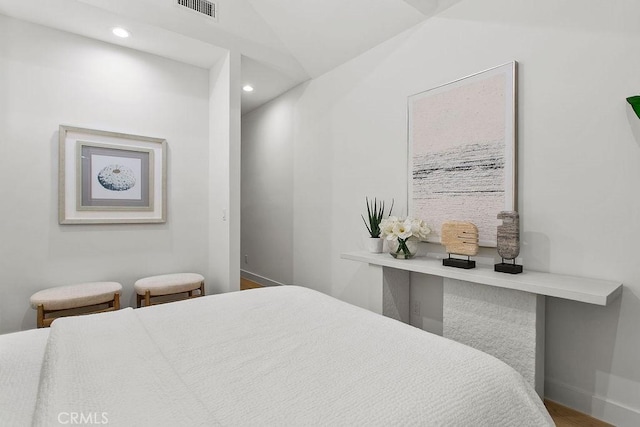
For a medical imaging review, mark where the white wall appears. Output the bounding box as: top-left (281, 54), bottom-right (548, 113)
top-left (241, 0), bottom-right (640, 425)
top-left (241, 91), bottom-right (297, 286)
top-left (0, 16), bottom-right (212, 332)
top-left (208, 51), bottom-right (241, 294)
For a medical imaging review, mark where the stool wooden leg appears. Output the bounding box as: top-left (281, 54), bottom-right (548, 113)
top-left (37, 304), bottom-right (44, 329)
top-left (200, 281), bottom-right (205, 296)
top-left (144, 290), bottom-right (151, 307)
top-left (136, 293), bottom-right (142, 308)
top-left (113, 293), bottom-right (120, 310)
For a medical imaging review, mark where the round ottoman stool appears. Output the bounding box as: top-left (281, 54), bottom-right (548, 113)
top-left (134, 273), bottom-right (205, 308)
top-left (30, 281), bottom-right (122, 328)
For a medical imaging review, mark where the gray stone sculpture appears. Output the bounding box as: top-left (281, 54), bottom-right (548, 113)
top-left (496, 211), bottom-right (520, 259)
top-left (495, 211), bottom-right (523, 274)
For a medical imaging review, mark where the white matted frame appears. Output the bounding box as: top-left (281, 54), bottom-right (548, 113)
top-left (408, 62), bottom-right (517, 247)
top-left (59, 125), bottom-right (167, 224)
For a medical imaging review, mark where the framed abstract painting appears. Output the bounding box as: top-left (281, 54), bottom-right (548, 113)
top-left (408, 62), bottom-right (517, 247)
top-left (59, 125), bottom-right (167, 224)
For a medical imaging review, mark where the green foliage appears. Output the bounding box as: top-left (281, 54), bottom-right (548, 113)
top-left (627, 96), bottom-right (640, 119)
top-left (361, 197), bottom-right (394, 238)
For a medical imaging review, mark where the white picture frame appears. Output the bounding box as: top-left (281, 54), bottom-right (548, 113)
top-left (408, 62), bottom-right (517, 247)
top-left (59, 125), bottom-right (167, 224)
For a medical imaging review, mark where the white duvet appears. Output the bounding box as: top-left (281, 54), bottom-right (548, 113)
top-left (0, 328), bottom-right (49, 426)
top-left (30, 286), bottom-right (553, 426)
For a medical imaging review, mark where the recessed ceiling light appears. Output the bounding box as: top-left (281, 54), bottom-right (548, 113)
top-left (112, 27), bottom-right (130, 38)
top-left (242, 85), bottom-right (254, 92)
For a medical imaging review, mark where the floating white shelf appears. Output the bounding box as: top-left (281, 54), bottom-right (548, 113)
top-left (341, 251), bottom-right (622, 306)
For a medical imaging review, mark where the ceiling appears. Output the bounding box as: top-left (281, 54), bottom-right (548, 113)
top-left (0, 0), bottom-right (462, 114)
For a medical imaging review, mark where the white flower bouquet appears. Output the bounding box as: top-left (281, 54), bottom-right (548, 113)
top-left (379, 216), bottom-right (431, 259)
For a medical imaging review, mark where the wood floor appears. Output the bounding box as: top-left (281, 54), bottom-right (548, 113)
top-left (240, 277), bottom-right (264, 290)
top-left (239, 278), bottom-right (612, 426)
top-left (544, 400), bottom-right (613, 427)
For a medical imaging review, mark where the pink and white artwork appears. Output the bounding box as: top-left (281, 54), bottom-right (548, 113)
top-left (408, 62), bottom-right (516, 247)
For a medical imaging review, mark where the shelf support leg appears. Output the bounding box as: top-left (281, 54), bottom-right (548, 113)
top-left (382, 266), bottom-right (410, 324)
top-left (443, 278), bottom-right (545, 397)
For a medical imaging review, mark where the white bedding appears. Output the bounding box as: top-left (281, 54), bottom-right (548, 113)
top-left (6, 286), bottom-right (553, 426)
top-left (0, 328), bottom-right (49, 426)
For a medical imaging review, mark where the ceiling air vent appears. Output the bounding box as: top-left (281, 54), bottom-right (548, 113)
top-left (176, 0), bottom-right (217, 21)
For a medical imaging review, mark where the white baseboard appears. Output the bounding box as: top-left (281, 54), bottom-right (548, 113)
top-left (240, 270), bottom-right (285, 288)
top-left (545, 378), bottom-right (640, 427)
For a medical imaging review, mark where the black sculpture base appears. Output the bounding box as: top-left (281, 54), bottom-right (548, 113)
top-left (494, 262), bottom-right (523, 274)
top-left (443, 257), bottom-right (476, 269)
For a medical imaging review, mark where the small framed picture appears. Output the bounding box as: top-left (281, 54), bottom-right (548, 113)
top-left (59, 126), bottom-right (167, 224)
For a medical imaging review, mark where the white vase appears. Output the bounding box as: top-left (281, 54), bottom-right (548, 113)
top-left (365, 237), bottom-right (384, 253)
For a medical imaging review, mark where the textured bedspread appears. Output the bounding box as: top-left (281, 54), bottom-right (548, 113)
top-left (31, 286), bottom-right (553, 426)
top-left (0, 328), bottom-right (49, 426)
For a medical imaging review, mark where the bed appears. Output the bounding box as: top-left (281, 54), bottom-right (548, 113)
top-left (0, 285), bottom-right (553, 426)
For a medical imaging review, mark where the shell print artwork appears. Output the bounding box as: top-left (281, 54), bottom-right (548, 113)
top-left (97, 164), bottom-right (136, 191)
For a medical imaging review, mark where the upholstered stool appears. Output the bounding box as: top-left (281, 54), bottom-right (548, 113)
top-left (30, 282), bottom-right (122, 328)
top-left (134, 273), bottom-right (205, 308)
